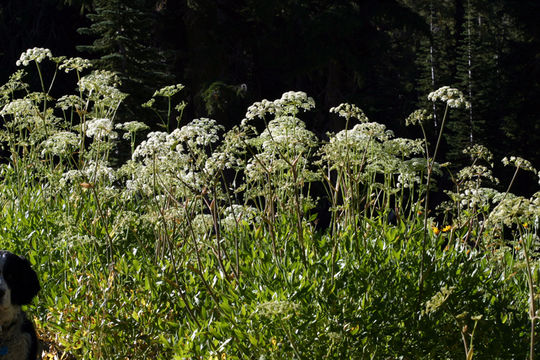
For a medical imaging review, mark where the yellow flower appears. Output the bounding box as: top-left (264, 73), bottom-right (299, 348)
top-left (442, 225), bottom-right (452, 233)
top-left (523, 223), bottom-right (529, 229)
top-left (432, 226), bottom-right (440, 235)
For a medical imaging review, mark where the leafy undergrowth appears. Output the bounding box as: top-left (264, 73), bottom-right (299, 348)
top-left (0, 49), bottom-right (538, 359)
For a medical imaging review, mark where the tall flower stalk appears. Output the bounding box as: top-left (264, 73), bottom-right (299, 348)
top-left (408, 86), bottom-right (470, 299)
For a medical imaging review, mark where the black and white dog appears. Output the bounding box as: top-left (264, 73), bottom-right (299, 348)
top-left (0, 251), bottom-right (40, 360)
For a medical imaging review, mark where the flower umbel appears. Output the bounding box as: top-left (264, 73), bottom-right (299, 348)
top-left (502, 156), bottom-right (537, 173)
top-left (59, 57), bottom-right (93, 73)
top-left (153, 84), bottom-right (185, 98)
top-left (84, 118), bottom-right (117, 140)
top-left (405, 109), bottom-right (432, 126)
top-left (330, 103), bottom-right (368, 123)
top-left (427, 86), bottom-right (471, 109)
top-left (16, 48), bottom-right (53, 66)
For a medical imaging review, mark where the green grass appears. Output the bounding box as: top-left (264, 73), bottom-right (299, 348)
top-left (0, 48), bottom-right (538, 359)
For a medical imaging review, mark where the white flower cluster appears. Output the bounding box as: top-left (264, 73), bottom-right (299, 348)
top-left (405, 109), bottom-right (431, 126)
top-left (321, 122), bottom-right (393, 171)
top-left (258, 116), bottom-right (317, 154)
top-left (336, 122), bottom-right (393, 143)
top-left (243, 99), bottom-right (276, 123)
top-left (384, 138), bottom-right (425, 158)
top-left (202, 125), bottom-right (252, 176)
top-left (56, 95), bottom-right (85, 111)
top-left (152, 84), bottom-right (185, 97)
top-left (330, 103), bottom-right (368, 122)
top-left (244, 151), bottom-right (288, 183)
top-left (427, 86), bottom-right (471, 109)
top-left (115, 121), bottom-right (149, 139)
top-left (26, 91), bottom-right (53, 104)
top-left (131, 131), bottom-right (169, 160)
top-left (243, 91), bottom-right (315, 124)
top-left (458, 187), bottom-right (499, 209)
top-left (0, 98), bottom-right (36, 116)
top-left (84, 118), bottom-right (117, 140)
top-left (78, 70), bottom-right (121, 94)
top-left (463, 144), bottom-right (493, 163)
top-left (40, 131), bottom-right (79, 157)
top-left (502, 156), bottom-right (537, 173)
top-left (489, 193), bottom-right (540, 227)
top-left (204, 150), bottom-right (242, 176)
top-left (274, 91), bottom-right (315, 115)
top-left (59, 57), bottom-right (92, 73)
top-left (221, 204), bottom-right (259, 229)
top-left (396, 158), bottom-right (426, 188)
top-left (127, 118), bottom-right (226, 197)
top-left (0, 70), bottom-right (29, 95)
top-left (191, 214), bottom-right (214, 238)
top-left (78, 71), bottom-right (126, 115)
top-left (396, 172), bottom-right (421, 189)
top-left (16, 48), bottom-right (53, 66)
top-left (170, 118), bottom-right (224, 149)
top-left (61, 160), bottom-right (116, 187)
top-left (457, 165), bottom-right (499, 185)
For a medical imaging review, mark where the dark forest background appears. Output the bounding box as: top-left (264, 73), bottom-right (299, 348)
top-left (0, 0), bottom-right (539, 193)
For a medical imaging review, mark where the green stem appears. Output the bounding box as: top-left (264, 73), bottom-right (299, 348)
top-left (419, 103), bottom-right (449, 300)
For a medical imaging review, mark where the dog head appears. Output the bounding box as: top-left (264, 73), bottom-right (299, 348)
top-left (0, 251), bottom-right (40, 311)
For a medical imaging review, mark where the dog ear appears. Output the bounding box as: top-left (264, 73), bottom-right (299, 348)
top-left (6, 254), bottom-right (40, 305)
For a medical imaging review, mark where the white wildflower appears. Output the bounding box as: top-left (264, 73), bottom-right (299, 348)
top-left (132, 131), bottom-right (169, 160)
top-left (502, 156), bottom-right (537, 173)
top-left (463, 144), bottom-right (493, 163)
top-left (78, 70), bottom-right (121, 94)
top-left (16, 48), bottom-right (53, 66)
top-left (405, 109), bottom-right (432, 126)
top-left (242, 91), bottom-right (315, 125)
top-left (330, 103), bottom-right (368, 122)
top-left (172, 118), bottom-right (224, 148)
top-left (458, 165), bottom-right (499, 185)
top-left (40, 131), bottom-right (79, 157)
top-left (243, 99), bottom-right (276, 123)
top-left (0, 98), bottom-right (36, 116)
top-left (274, 91), bottom-right (315, 115)
top-left (153, 84), bottom-right (185, 97)
top-left (489, 194), bottom-right (538, 227)
top-left (59, 57), bottom-right (92, 73)
top-left (116, 121), bottom-right (149, 140)
top-left (60, 160), bottom-right (116, 187)
top-left (56, 95), bottom-right (85, 111)
top-left (84, 118), bottom-right (117, 140)
top-left (427, 86), bottom-right (470, 109)
top-left (258, 116), bottom-right (317, 154)
top-left (191, 214), bottom-right (214, 238)
top-left (221, 204), bottom-right (259, 229)
top-left (384, 138), bottom-right (424, 157)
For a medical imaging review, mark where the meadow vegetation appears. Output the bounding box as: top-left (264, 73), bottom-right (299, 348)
top-left (0, 48), bottom-right (539, 359)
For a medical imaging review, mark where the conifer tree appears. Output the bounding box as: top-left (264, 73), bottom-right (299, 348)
top-left (407, 0), bottom-right (457, 154)
top-left (77, 0), bottom-right (173, 120)
top-left (451, 0), bottom-right (512, 164)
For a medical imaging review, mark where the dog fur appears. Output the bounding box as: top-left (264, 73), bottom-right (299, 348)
top-left (0, 251), bottom-right (40, 360)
